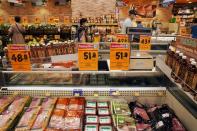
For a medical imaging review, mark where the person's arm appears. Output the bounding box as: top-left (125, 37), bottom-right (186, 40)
top-left (8, 26), bottom-right (13, 37)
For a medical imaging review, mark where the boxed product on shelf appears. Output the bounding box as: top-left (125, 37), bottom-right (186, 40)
top-left (86, 115), bottom-right (99, 124)
top-left (85, 108), bottom-right (97, 115)
top-left (99, 125), bottom-right (113, 131)
top-left (99, 116), bottom-right (112, 125)
top-left (97, 101), bottom-right (109, 108)
top-left (85, 124), bottom-right (99, 131)
top-left (86, 101), bottom-right (97, 108)
top-left (98, 108), bottom-right (110, 116)
top-left (15, 107), bottom-right (41, 131)
top-left (31, 107), bottom-right (53, 130)
top-left (111, 101), bottom-right (131, 116)
top-left (114, 115), bottom-right (136, 131)
top-left (68, 97), bottom-right (85, 111)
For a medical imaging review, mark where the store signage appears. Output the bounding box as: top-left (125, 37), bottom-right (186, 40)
top-left (8, 44), bottom-right (31, 71)
top-left (116, 34), bottom-right (129, 43)
top-left (78, 43), bottom-right (98, 71)
top-left (180, 27), bottom-right (187, 36)
top-left (22, 16), bottom-right (28, 25)
top-left (54, 35), bottom-right (60, 40)
top-left (64, 16), bottom-right (70, 25)
top-left (9, 17), bottom-right (15, 24)
top-left (48, 17), bottom-right (54, 24)
top-left (34, 17), bottom-right (41, 24)
top-left (110, 42), bottom-right (130, 70)
top-left (0, 17), bottom-right (4, 24)
top-left (175, 36), bottom-right (197, 59)
top-left (139, 35), bottom-right (151, 50)
top-left (73, 89), bottom-right (83, 96)
top-left (110, 89), bottom-right (120, 96)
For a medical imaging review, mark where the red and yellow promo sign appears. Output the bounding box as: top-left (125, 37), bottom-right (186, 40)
top-left (48, 17), bottom-right (54, 24)
top-left (110, 43), bottom-right (130, 70)
top-left (8, 44), bottom-right (31, 71)
top-left (116, 34), bottom-right (129, 43)
top-left (139, 35), bottom-right (151, 50)
top-left (78, 43), bottom-right (98, 71)
top-left (0, 17), bottom-right (4, 24)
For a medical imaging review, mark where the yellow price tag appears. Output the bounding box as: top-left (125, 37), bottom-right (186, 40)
top-left (48, 17), bottom-right (54, 24)
top-left (93, 91), bottom-right (99, 97)
top-left (74, 93), bottom-right (80, 97)
top-left (34, 17), bottom-right (41, 24)
top-left (55, 35), bottom-right (60, 40)
top-left (78, 43), bottom-right (98, 71)
top-left (22, 16), bottom-right (28, 25)
top-left (116, 34), bottom-right (129, 43)
top-left (8, 44), bottom-right (31, 71)
top-left (94, 35), bottom-right (100, 43)
top-left (139, 35), bottom-right (151, 50)
top-left (64, 16), bottom-right (70, 25)
top-left (110, 43), bottom-right (130, 70)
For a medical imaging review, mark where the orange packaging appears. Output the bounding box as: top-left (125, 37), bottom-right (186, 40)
top-left (52, 109), bottom-right (65, 117)
top-left (56, 98), bottom-right (70, 110)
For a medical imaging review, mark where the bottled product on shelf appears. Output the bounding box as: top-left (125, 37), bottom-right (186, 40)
top-left (174, 55), bottom-right (187, 83)
top-left (165, 46), bottom-right (175, 68)
top-left (171, 52), bottom-right (183, 79)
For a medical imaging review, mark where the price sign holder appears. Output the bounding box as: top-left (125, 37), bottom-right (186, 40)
top-left (73, 89), bottom-right (83, 96)
top-left (139, 35), bottom-right (151, 50)
top-left (8, 44), bottom-right (31, 71)
top-left (22, 16), bottom-right (28, 25)
top-left (110, 42), bottom-right (130, 70)
top-left (78, 43), bottom-right (98, 71)
top-left (116, 34), bottom-right (129, 43)
top-left (34, 17), bottom-right (41, 24)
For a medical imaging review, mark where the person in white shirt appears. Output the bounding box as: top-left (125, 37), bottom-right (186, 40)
top-left (122, 10), bottom-right (137, 34)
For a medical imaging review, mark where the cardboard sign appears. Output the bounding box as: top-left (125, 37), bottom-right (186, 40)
top-left (116, 34), bottom-right (129, 43)
top-left (78, 43), bottom-right (98, 71)
top-left (48, 17), bottom-right (54, 24)
top-left (110, 43), bottom-right (130, 70)
top-left (8, 44), bottom-right (31, 71)
top-left (34, 17), bottom-right (41, 24)
top-left (139, 35), bottom-right (151, 50)
top-left (0, 17), bottom-right (4, 24)
top-left (64, 16), bottom-right (70, 25)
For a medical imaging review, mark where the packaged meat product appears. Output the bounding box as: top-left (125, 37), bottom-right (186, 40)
top-left (172, 117), bottom-right (186, 131)
top-left (56, 98), bottom-right (70, 110)
top-left (97, 102), bottom-right (108, 108)
top-left (0, 110), bottom-right (15, 130)
top-left (133, 107), bottom-right (150, 121)
top-left (29, 98), bottom-right (42, 107)
top-left (8, 96), bottom-right (30, 112)
top-left (86, 101), bottom-right (97, 108)
top-left (85, 124), bottom-right (98, 131)
top-left (136, 123), bottom-right (151, 131)
top-left (41, 97), bottom-right (57, 109)
top-left (64, 117), bottom-right (81, 130)
top-left (68, 97), bottom-right (84, 111)
top-left (0, 96), bottom-right (14, 113)
top-left (99, 116), bottom-right (111, 125)
top-left (85, 108), bottom-right (96, 115)
top-left (86, 115), bottom-right (98, 124)
top-left (116, 115), bottom-right (136, 129)
top-left (48, 109), bottom-right (65, 130)
top-left (99, 125), bottom-right (113, 131)
top-left (15, 107), bottom-right (40, 131)
top-left (113, 102), bottom-right (131, 115)
top-left (98, 108), bottom-right (110, 116)
top-left (31, 108), bottom-right (53, 130)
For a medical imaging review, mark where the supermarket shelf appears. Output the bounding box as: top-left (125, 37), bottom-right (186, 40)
top-left (0, 86), bottom-right (166, 97)
top-left (72, 23), bottom-right (118, 26)
top-left (156, 55), bottom-right (197, 118)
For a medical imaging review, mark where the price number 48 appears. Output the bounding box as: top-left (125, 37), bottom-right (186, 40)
top-left (116, 52), bottom-right (128, 59)
top-left (84, 52), bottom-right (96, 60)
top-left (12, 54), bottom-right (28, 62)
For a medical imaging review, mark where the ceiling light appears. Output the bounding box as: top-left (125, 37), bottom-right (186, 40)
top-left (188, 1), bottom-right (192, 3)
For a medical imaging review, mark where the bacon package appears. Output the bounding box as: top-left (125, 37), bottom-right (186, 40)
top-left (56, 98), bottom-right (70, 110)
top-left (48, 109), bottom-right (65, 130)
top-left (15, 107), bottom-right (40, 131)
top-left (29, 98), bottom-right (42, 107)
top-left (0, 96), bottom-right (14, 113)
top-left (68, 97), bottom-right (85, 111)
top-left (0, 110), bottom-right (15, 130)
top-left (31, 108), bottom-right (53, 130)
top-left (41, 97), bottom-right (57, 109)
top-left (65, 110), bottom-right (82, 130)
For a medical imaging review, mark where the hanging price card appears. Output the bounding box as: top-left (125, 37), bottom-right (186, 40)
top-left (48, 17), bottom-right (54, 24)
top-left (64, 16), bottom-right (70, 25)
top-left (8, 44), bottom-right (31, 71)
top-left (9, 17), bottom-right (15, 24)
top-left (34, 17), bottom-right (41, 24)
top-left (110, 42), bottom-right (130, 70)
top-left (0, 17), bottom-right (4, 24)
top-left (78, 43), bottom-right (98, 71)
top-left (139, 35), bottom-right (151, 50)
top-left (22, 16), bottom-right (28, 25)
top-left (116, 34), bottom-right (129, 43)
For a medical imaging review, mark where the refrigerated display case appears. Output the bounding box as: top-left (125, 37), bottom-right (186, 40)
top-left (0, 55), bottom-right (197, 131)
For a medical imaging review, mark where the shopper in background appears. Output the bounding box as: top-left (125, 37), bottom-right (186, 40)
top-left (77, 18), bottom-right (88, 42)
top-left (8, 16), bottom-right (25, 44)
top-left (122, 9), bottom-right (137, 34)
top-left (133, 21), bottom-right (144, 42)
